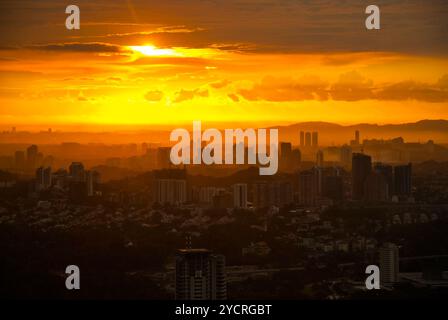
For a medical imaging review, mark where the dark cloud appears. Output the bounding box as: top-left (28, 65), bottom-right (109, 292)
top-left (1, 0), bottom-right (446, 54)
top-left (26, 42), bottom-right (130, 53)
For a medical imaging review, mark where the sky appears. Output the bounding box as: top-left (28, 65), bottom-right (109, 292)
top-left (0, 0), bottom-right (447, 128)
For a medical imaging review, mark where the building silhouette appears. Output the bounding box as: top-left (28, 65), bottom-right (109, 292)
top-left (175, 249), bottom-right (226, 300)
top-left (379, 243), bottom-right (399, 286)
top-left (340, 145), bottom-right (352, 169)
top-left (233, 183), bottom-right (248, 208)
top-left (69, 162), bottom-right (85, 182)
top-left (394, 163), bottom-right (412, 196)
top-left (352, 153), bottom-right (372, 200)
top-left (155, 179), bottom-right (187, 205)
top-left (26, 145), bottom-right (38, 170)
top-left (299, 168), bottom-right (319, 206)
top-left (374, 163), bottom-right (393, 199)
top-left (35, 166), bottom-right (52, 190)
top-left (364, 172), bottom-right (388, 202)
top-left (312, 132), bottom-right (318, 147)
top-left (316, 150), bottom-right (324, 167)
top-left (305, 132), bottom-right (311, 147)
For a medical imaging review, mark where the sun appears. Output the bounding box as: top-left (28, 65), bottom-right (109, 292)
top-left (128, 45), bottom-right (181, 57)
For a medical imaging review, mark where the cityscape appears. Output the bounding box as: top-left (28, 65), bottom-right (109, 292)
top-left (1, 0), bottom-right (448, 303)
top-left (1, 122), bottom-right (447, 299)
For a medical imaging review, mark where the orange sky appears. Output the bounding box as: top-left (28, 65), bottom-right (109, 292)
top-left (0, 0), bottom-right (447, 128)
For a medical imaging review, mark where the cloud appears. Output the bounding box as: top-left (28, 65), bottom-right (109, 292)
top-left (375, 80), bottom-right (448, 103)
top-left (228, 93), bottom-right (240, 102)
top-left (330, 71), bottom-right (374, 101)
top-left (144, 90), bottom-right (164, 102)
top-left (238, 73), bottom-right (448, 103)
top-left (209, 79), bottom-right (231, 89)
top-left (173, 88), bottom-right (208, 103)
top-left (26, 42), bottom-right (130, 53)
top-left (87, 25), bottom-right (205, 39)
top-left (238, 75), bottom-right (329, 102)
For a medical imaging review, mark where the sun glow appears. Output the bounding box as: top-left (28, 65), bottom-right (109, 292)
top-left (128, 45), bottom-right (181, 57)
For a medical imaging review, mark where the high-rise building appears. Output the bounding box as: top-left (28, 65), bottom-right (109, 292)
top-left (156, 179), bottom-right (187, 205)
top-left (350, 130), bottom-right (361, 146)
top-left (340, 145), bottom-right (352, 169)
top-left (394, 163), bottom-right (412, 196)
top-left (233, 183), bottom-right (248, 208)
top-left (280, 142), bottom-right (292, 157)
top-left (253, 181), bottom-right (293, 208)
top-left (316, 150), bottom-right (324, 167)
top-left (379, 243), bottom-right (399, 286)
top-left (352, 153), bottom-right (372, 200)
top-left (26, 145), bottom-right (38, 170)
top-left (299, 168), bottom-right (319, 206)
top-left (374, 163), bottom-right (393, 199)
top-left (305, 132), bottom-right (311, 147)
top-left (175, 249), bottom-right (226, 300)
top-left (323, 175), bottom-right (344, 202)
top-left (69, 162), bottom-right (85, 182)
top-left (364, 172), bottom-right (388, 202)
top-left (198, 186), bottom-right (218, 204)
top-left (36, 166), bottom-right (52, 190)
top-left (86, 170), bottom-right (100, 196)
top-left (312, 132), bottom-right (318, 147)
top-left (280, 142), bottom-right (292, 169)
top-left (300, 131), bottom-right (305, 147)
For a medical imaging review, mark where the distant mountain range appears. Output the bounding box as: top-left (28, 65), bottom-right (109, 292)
top-left (276, 120), bottom-right (448, 145)
top-left (0, 120), bottom-right (447, 145)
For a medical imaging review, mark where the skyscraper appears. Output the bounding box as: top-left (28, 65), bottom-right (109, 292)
top-left (280, 142), bottom-right (292, 169)
top-left (394, 163), bottom-right (412, 196)
top-left (305, 132), bottom-right (311, 147)
top-left (300, 131), bottom-right (305, 147)
top-left (253, 181), bottom-right (293, 208)
top-left (280, 142), bottom-right (292, 158)
top-left (233, 183), bottom-right (248, 208)
top-left (352, 153), bottom-right (372, 200)
top-left (323, 175), bottom-right (344, 202)
top-left (156, 179), bottom-right (187, 205)
top-left (36, 166), bottom-right (52, 190)
top-left (340, 145), bottom-right (352, 169)
top-left (26, 145), bottom-right (38, 170)
top-left (316, 150), bottom-right (324, 167)
top-left (379, 243), bottom-right (399, 286)
top-left (312, 132), bottom-right (318, 147)
top-left (374, 163), bottom-right (393, 199)
top-left (175, 249), bottom-right (226, 300)
top-left (86, 170), bottom-right (100, 197)
top-left (69, 162), bottom-right (85, 182)
top-left (364, 172), bottom-right (388, 202)
top-left (299, 168), bottom-right (319, 206)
